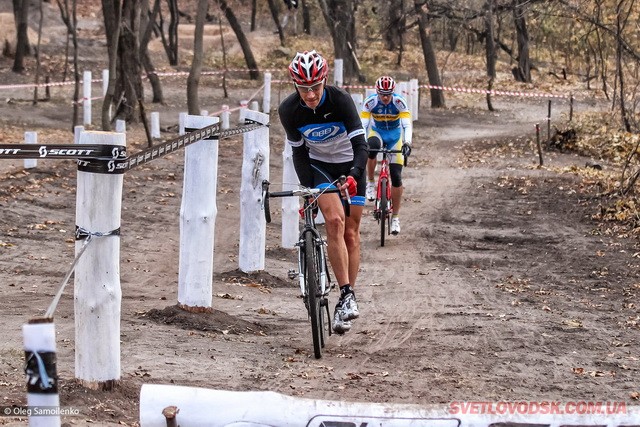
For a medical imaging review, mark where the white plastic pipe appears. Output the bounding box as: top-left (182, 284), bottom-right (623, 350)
top-left (82, 70), bottom-right (91, 125)
top-left (262, 72), bottom-right (272, 114)
top-left (24, 131), bottom-right (38, 169)
top-left (150, 112), bottom-right (160, 138)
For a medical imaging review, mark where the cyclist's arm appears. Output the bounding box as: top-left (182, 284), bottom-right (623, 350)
top-left (401, 115), bottom-right (413, 145)
top-left (291, 144), bottom-right (314, 188)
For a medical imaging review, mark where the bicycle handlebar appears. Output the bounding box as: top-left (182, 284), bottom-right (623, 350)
top-left (370, 148), bottom-right (409, 166)
top-left (262, 177), bottom-right (350, 224)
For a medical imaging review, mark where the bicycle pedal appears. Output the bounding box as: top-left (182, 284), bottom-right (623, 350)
top-left (287, 269), bottom-right (297, 279)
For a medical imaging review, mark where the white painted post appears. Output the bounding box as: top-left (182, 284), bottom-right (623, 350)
top-left (23, 320), bottom-right (60, 427)
top-left (238, 100), bottom-right (249, 124)
top-left (82, 70), bottom-right (92, 126)
top-left (221, 105), bottom-right (230, 130)
top-left (334, 58), bottom-right (344, 88)
top-left (249, 100), bottom-right (259, 112)
top-left (150, 112), bottom-right (160, 138)
top-left (239, 110), bottom-right (270, 273)
top-left (410, 79), bottom-right (419, 121)
top-left (75, 131), bottom-right (125, 388)
top-left (178, 115), bottom-right (219, 310)
top-left (24, 131), bottom-right (38, 169)
top-left (201, 110), bottom-right (208, 117)
top-left (73, 126), bottom-right (84, 145)
top-left (263, 72), bottom-right (272, 114)
top-left (281, 143), bottom-right (299, 248)
top-left (351, 93), bottom-right (364, 113)
top-left (115, 119), bottom-right (126, 133)
top-left (178, 112), bottom-right (187, 135)
top-left (365, 88), bottom-right (376, 98)
top-left (398, 81), bottom-right (409, 104)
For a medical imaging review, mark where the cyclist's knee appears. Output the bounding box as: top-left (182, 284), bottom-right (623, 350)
top-left (390, 163), bottom-right (403, 187)
top-left (367, 136), bottom-right (382, 159)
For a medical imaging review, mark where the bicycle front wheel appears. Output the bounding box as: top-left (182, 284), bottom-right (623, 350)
top-left (379, 177), bottom-right (388, 247)
top-left (304, 230), bottom-right (323, 359)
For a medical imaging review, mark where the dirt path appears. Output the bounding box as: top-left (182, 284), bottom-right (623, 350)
top-left (1, 87), bottom-right (639, 426)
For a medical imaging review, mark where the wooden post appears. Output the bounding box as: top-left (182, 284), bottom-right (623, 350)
top-left (23, 318), bottom-right (60, 427)
top-left (281, 142), bottom-right (299, 249)
top-left (547, 100), bottom-right (552, 142)
top-left (150, 112), bottom-right (160, 139)
top-left (24, 131), bottom-right (38, 169)
top-left (569, 93), bottom-right (574, 122)
top-left (333, 58), bottom-right (343, 88)
top-left (263, 72), bottom-right (272, 114)
top-left (239, 110), bottom-right (270, 273)
top-left (75, 131), bottom-right (125, 389)
top-left (178, 115), bottom-right (219, 311)
top-left (82, 70), bottom-right (91, 126)
top-left (220, 105), bottom-right (230, 130)
top-left (535, 123), bottom-right (543, 167)
top-left (410, 79), bottom-right (419, 121)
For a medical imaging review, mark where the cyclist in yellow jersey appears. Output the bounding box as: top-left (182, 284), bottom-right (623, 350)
top-left (360, 76), bottom-right (412, 235)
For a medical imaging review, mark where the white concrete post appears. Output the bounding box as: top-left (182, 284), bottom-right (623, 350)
top-left (178, 112), bottom-right (187, 135)
top-left (281, 143), bottom-right (299, 249)
top-left (75, 131), bottom-right (125, 387)
top-left (115, 119), bottom-right (126, 133)
top-left (365, 88), bottom-right (376, 98)
top-left (351, 93), bottom-right (364, 114)
top-left (82, 70), bottom-right (92, 125)
top-left (410, 79), bottom-right (419, 121)
top-left (102, 69), bottom-right (109, 96)
top-left (238, 100), bottom-right (249, 124)
top-left (178, 115), bottom-right (219, 310)
top-left (221, 105), bottom-right (230, 130)
top-left (249, 100), bottom-right (259, 112)
top-left (150, 112), bottom-right (160, 138)
top-left (333, 58), bottom-right (344, 87)
top-left (73, 126), bottom-right (84, 145)
top-left (24, 131), bottom-right (38, 169)
top-left (239, 110), bottom-right (270, 273)
top-left (263, 72), bottom-right (272, 114)
top-left (23, 320), bottom-right (60, 427)
top-left (398, 81), bottom-right (409, 104)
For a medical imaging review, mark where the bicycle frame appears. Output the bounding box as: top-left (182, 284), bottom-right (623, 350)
top-left (372, 148), bottom-right (402, 246)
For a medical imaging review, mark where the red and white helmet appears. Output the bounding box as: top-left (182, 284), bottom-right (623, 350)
top-left (375, 76), bottom-right (396, 95)
top-left (288, 50), bottom-right (328, 86)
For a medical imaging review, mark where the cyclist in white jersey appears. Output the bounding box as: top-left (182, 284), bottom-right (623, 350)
top-left (360, 76), bottom-right (412, 235)
top-left (278, 50), bottom-right (368, 334)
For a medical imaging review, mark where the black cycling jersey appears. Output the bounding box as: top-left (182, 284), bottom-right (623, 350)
top-left (278, 85), bottom-right (368, 188)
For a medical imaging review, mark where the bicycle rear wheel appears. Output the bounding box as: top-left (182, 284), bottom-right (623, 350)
top-left (304, 230), bottom-right (323, 359)
top-left (379, 177), bottom-right (388, 247)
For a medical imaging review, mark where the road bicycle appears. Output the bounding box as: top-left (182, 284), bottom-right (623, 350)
top-left (371, 147), bottom-right (407, 247)
top-left (261, 177), bottom-right (350, 359)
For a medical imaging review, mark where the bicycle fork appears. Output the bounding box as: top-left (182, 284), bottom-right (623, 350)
top-left (294, 234), bottom-right (329, 298)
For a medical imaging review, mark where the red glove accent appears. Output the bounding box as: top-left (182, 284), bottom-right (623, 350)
top-left (345, 176), bottom-right (357, 197)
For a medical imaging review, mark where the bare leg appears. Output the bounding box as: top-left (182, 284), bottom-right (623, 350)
top-left (317, 193), bottom-right (349, 286)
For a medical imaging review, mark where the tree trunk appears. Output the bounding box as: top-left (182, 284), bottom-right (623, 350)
top-left (317, 0), bottom-right (362, 82)
top-left (187, 0), bottom-right (208, 115)
top-left (166, 0), bottom-right (179, 65)
top-left (413, 0), bottom-right (445, 108)
top-left (484, 0), bottom-right (496, 79)
top-left (140, 0), bottom-right (164, 104)
top-left (301, 0), bottom-right (311, 34)
top-left (267, 0), bottom-right (285, 47)
top-left (55, 0), bottom-right (80, 129)
top-left (513, 0), bottom-right (532, 83)
top-left (12, 0), bottom-right (30, 73)
top-left (101, 0), bottom-right (121, 130)
top-left (383, 0), bottom-right (404, 52)
top-left (215, 0), bottom-right (259, 79)
top-left (115, 0), bottom-right (144, 123)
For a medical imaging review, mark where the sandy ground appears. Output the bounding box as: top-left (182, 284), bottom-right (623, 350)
top-left (0, 4), bottom-right (639, 426)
